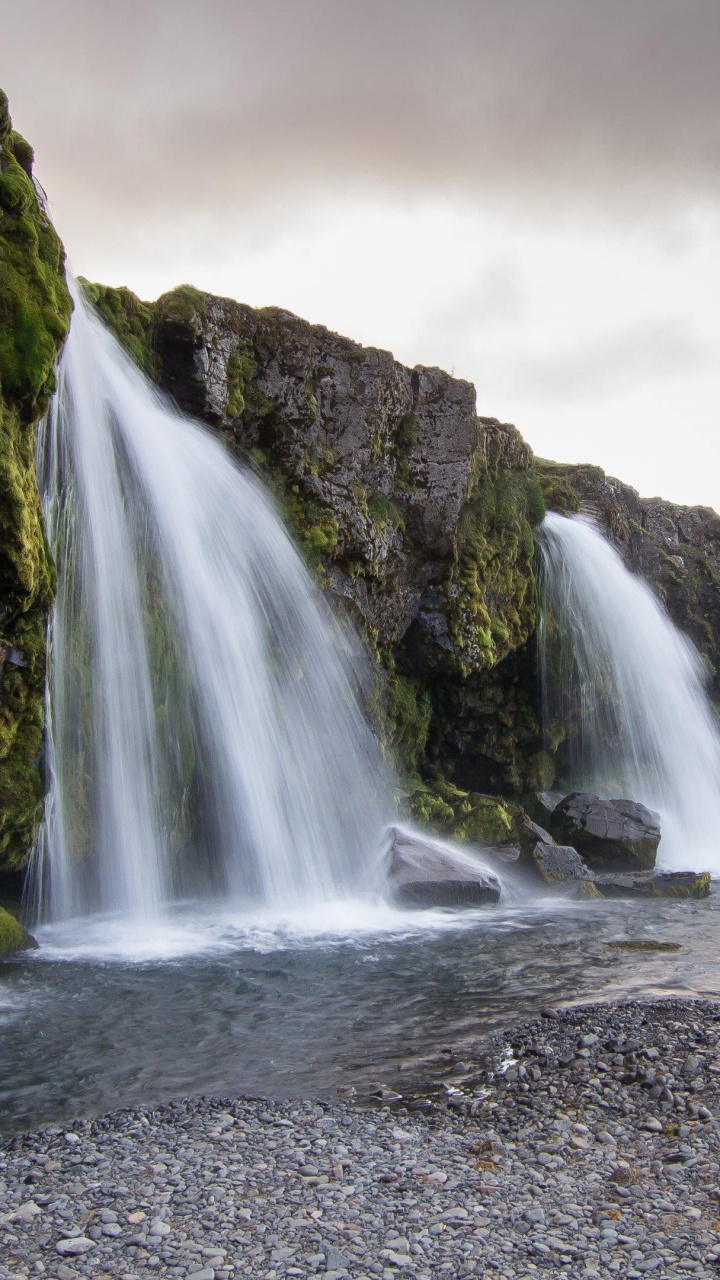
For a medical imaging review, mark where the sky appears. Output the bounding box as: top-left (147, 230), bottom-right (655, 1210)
top-left (3, 0), bottom-right (720, 511)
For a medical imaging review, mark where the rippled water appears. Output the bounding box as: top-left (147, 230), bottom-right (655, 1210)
top-left (2, 890), bottom-right (719, 1134)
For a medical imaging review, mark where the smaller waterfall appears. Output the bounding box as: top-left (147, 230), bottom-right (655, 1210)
top-left (537, 511), bottom-right (720, 873)
top-left (33, 284), bottom-right (392, 922)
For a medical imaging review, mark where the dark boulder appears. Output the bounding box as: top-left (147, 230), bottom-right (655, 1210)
top-left (549, 792), bottom-right (660, 870)
top-left (385, 825), bottom-right (502, 908)
top-left (532, 840), bottom-right (592, 885)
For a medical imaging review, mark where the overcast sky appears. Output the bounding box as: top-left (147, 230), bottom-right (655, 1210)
top-left (3, 0), bottom-right (720, 510)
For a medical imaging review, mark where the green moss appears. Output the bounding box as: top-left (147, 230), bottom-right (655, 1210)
top-left (381, 653), bottom-right (432, 774)
top-left (155, 283), bottom-right (208, 329)
top-left (447, 468), bottom-right (545, 676)
top-left (78, 280), bottom-right (156, 377)
top-left (534, 459), bottom-right (583, 515)
top-left (656, 871), bottom-right (711, 899)
top-left (407, 776), bottom-right (525, 847)
top-left (0, 903), bottom-right (36, 954)
top-left (0, 89), bottom-right (71, 871)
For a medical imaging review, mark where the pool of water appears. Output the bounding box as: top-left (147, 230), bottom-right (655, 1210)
top-left (1, 889), bottom-right (718, 1133)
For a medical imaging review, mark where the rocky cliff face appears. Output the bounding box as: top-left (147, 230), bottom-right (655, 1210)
top-left (84, 279), bottom-right (720, 849)
top-left (0, 91), bottom-right (71, 874)
top-left (83, 282), bottom-right (549, 831)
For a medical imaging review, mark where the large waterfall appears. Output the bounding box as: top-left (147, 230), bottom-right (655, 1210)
top-left (538, 511), bottom-right (720, 873)
top-left (32, 285), bottom-right (392, 922)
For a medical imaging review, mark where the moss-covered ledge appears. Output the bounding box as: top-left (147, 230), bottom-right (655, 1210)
top-left (0, 87), bottom-right (72, 871)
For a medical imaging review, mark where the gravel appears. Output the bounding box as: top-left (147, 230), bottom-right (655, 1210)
top-left (2, 996), bottom-right (720, 1279)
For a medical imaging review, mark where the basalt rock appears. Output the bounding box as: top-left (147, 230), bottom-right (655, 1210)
top-left (549, 792), bottom-right (661, 871)
top-left (592, 869), bottom-right (711, 899)
top-left (516, 816), bottom-right (592, 884)
top-left (385, 825), bottom-right (502, 908)
top-left (147, 286), bottom-right (544, 672)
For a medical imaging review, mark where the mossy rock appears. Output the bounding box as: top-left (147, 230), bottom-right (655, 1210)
top-left (0, 88), bottom-right (71, 871)
top-left (406, 777), bottom-right (526, 848)
top-left (0, 904), bottom-right (37, 955)
top-left (592, 870), bottom-right (711, 899)
top-left (78, 279), bottom-right (156, 377)
top-left (446, 467), bottom-right (544, 677)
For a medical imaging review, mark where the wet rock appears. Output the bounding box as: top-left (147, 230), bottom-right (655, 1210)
top-left (535, 790), bottom-right (564, 818)
top-left (0, 906), bottom-right (38, 956)
top-left (385, 825), bottom-right (501, 908)
top-left (592, 869), bottom-right (711, 899)
top-left (549, 793), bottom-right (661, 870)
top-left (532, 840), bottom-right (593, 884)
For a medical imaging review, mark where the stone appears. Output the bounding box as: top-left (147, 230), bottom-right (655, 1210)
top-left (592, 870), bottom-right (711, 899)
top-left (55, 1237), bottom-right (96, 1255)
top-left (536, 791), bottom-right (564, 817)
top-left (385, 825), bottom-right (502, 907)
top-left (532, 840), bottom-right (592, 884)
top-left (0, 906), bottom-right (39, 956)
top-left (326, 1246), bottom-right (350, 1270)
top-left (549, 793), bottom-right (661, 870)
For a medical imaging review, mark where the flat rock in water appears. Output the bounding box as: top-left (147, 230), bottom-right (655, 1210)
top-left (386, 825), bottom-right (501, 908)
top-left (592, 869), bottom-right (711, 898)
top-left (549, 791), bottom-right (661, 869)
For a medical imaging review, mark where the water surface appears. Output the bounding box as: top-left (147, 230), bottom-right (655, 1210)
top-left (2, 891), bottom-right (718, 1134)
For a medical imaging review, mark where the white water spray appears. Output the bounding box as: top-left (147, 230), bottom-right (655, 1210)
top-left (538, 511), bottom-right (720, 872)
top-left (33, 284), bottom-right (393, 921)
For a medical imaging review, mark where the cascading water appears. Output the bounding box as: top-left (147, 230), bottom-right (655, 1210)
top-left (32, 283), bottom-right (394, 922)
top-left (537, 511), bottom-right (720, 873)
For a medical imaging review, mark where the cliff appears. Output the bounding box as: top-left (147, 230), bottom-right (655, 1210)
top-left (84, 281), bottom-right (720, 849)
top-left (0, 91), bottom-right (71, 874)
top-left (1, 71), bottom-right (718, 876)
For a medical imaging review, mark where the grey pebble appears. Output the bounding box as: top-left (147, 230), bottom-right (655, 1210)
top-left (2, 996), bottom-right (720, 1280)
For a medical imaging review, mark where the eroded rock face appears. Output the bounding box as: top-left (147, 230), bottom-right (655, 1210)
top-left (549, 793), bottom-right (661, 870)
top-left (87, 282), bottom-right (542, 678)
top-left (385, 825), bottom-right (502, 908)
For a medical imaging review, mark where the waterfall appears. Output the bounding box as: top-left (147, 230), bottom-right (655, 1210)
top-left (537, 511), bottom-right (720, 873)
top-left (32, 283), bottom-right (392, 921)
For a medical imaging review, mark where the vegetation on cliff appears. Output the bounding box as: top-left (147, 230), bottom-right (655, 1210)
top-left (0, 89), bottom-right (71, 872)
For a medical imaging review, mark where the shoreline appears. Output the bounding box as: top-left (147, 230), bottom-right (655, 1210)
top-left (3, 996), bottom-right (720, 1279)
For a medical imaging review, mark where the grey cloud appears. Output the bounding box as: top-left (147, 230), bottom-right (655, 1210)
top-left (514, 321), bottom-right (709, 405)
top-left (3, 0), bottom-right (720, 225)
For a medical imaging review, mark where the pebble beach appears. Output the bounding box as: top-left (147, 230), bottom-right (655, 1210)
top-left (3, 997), bottom-right (720, 1279)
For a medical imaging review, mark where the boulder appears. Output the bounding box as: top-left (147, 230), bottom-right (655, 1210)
top-left (385, 825), bottom-right (502, 908)
top-left (0, 906), bottom-right (38, 956)
top-left (592, 870), bottom-right (711, 899)
top-left (511, 814), bottom-right (595, 886)
top-left (549, 792), bottom-right (660, 870)
top-left (532, 841), bottom-right (592, 885)
top-left (535, 791), bottom-right (564, 819)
